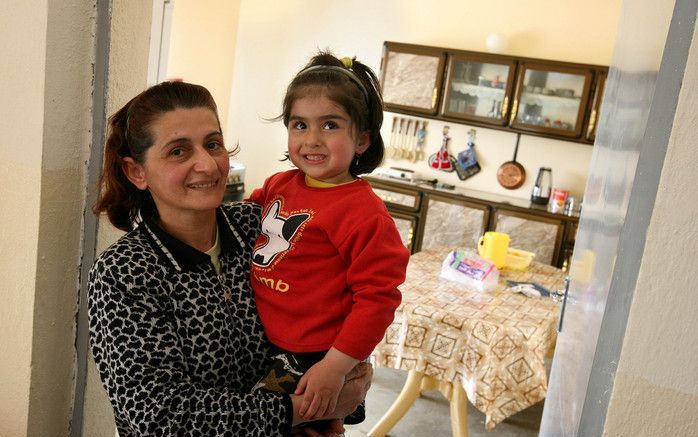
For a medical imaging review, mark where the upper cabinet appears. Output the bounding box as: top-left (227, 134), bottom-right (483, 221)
top-left (441, 52), bottom-right (517, 126)
top-left (380, 43), bottom-right (447, 115)
top-left (586, 69), bottom-right (607, 142)
top-left (510, 62), bottom-right (594, 138)
top-left (380, 41), bottom-right (608, 144)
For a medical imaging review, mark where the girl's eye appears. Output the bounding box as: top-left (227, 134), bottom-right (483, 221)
top-left (322, 121), bottom-right (338, 130)
top-left (291, 121), bottom-right (306, 130)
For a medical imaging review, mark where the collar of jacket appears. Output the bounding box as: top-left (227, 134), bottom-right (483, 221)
top-left (141, 208), bottom-right (244, 272)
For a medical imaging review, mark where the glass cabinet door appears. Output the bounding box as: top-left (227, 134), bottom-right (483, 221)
top-left (586, 70), bottom-right (607, 142)
top-left (441, 54), bottom-right (517, 126)
top-left (510, 63), bottom-right (593, 138)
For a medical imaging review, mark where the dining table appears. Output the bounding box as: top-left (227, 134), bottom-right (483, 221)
top-left (369, 248), bottom-right (565, 436)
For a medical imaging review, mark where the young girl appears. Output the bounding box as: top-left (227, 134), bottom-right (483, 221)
top-left (248, 52), bottom-right (410, 425)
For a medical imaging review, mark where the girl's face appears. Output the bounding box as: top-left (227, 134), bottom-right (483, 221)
top-left (123, 107), bottom-right (229, 223)
top-left (287, 94), bottom-right (369, 184)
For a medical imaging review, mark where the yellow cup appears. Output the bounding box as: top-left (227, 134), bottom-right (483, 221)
top-left (477, 232), bottom-right (510, 268)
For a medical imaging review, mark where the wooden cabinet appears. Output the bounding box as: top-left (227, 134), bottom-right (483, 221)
top-left (586, 70), bottom-right (607, 141)
top-left (367, 176), bottom-right (578, 267)
top-left (491, 208), bottom-right (565, 265)
top-left (380, 42), bottom-right (447, 115)
top-left (380, 41), bottom-right (608, 144)
top-left (419, 193), bottom-right (489, 251)
top-left (441, 52), bottom-right (517, 126)
top-left (510, 62), bottom-right (594, 139)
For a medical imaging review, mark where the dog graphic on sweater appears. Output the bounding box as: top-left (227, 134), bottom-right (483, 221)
top-left (253, 200), bottom-right (310, 267)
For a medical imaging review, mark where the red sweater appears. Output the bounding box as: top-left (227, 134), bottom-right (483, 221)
top-left (248, 170), bottom-right (408, 360)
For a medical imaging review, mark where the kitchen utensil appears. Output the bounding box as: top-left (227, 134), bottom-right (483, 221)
top-left (388, 117), bottom-right (398, 158)
top-left (428, 125), bottom-right (456, 172)
top-left (406, 120), bottom-right (418, 161)
top-left (496, 134), bottom-right (526, 189)
top-left (398, 120), bottom-right (412, 159)
top-left (415, 121), bottom-right (427, 162)
top-left (531, 167), bottom-right (553, 204)
top-left (393, 118), bottom-right (405, 159)
top-left (478, 231), bottom-right (510, 269)
top-left (455, 128), bottom-right (481, 180)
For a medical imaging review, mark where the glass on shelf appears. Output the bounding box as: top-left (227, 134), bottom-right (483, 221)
top-left (516, 69), bottom-right (586, 132)
top-left (446, 60), bottom-right (510, 120)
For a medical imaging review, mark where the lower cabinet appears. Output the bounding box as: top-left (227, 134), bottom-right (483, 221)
top-left (368, 177), bottom-right (577, 267)
top-left (389, 211), bottom-right (418, 251)
top-left (419, 194), bottom-right (489, 251)
top-left (491, 209), bottom-right (565, 265)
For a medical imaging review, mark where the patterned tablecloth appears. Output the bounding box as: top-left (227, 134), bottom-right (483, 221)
top-left (373, 248), bottom-right (565, 430)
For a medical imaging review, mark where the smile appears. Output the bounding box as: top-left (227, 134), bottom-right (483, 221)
top-left (187, 180), bottom-right (218, 189)
top-left (303, 154), bottom-right (326, 162)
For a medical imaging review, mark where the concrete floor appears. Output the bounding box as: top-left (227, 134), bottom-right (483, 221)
top-left (345, 368), bottom-right (543, 437)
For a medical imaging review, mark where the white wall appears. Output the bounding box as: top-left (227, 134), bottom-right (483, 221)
top-left (228, 0), bottom-right (622, 200)
top-left (166, 0), bottom-right (241, 128)
top-left (603, 19), bottom-right (698, 436)
top-left (0, 0), bottom-right (48, 434)
top-left (0, 0), bottom-right (95, 435)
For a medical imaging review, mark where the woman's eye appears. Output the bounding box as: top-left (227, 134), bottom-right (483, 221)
top-left (170, 147), bottom-right (185, 157)
top-left (206, 141), bottom-right (222, 150)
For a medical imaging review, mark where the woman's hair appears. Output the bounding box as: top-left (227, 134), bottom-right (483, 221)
top-left (280, 51), bottom-right (384, 176)
top-left (93, 81), bottom-right (225, 231)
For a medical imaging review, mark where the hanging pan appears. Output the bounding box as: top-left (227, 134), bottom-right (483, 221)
top-left (496, 134), bottom-right (526, 189)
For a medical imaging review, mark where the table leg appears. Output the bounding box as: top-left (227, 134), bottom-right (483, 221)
top-left (368, 370), bottom-right (424, 437)
top-left (449, 383), bottom-right (469, 437)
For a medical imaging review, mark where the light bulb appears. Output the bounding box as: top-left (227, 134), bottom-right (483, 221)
top-left (485, 33), bottom-right (508, 54)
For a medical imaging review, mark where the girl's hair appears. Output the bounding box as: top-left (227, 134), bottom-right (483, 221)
top-left (280, 51), bottom-right (384, 176)
top-left (93, 81), bottom-right (226, 231)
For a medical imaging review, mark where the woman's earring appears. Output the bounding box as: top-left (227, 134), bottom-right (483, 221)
top-left (354, 153), bottom-right (361, 167)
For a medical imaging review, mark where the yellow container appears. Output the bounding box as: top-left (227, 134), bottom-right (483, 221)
top-left (504, 247), bottom-right (536, 271)
top-left (477, 232), bottom-right (510, 268)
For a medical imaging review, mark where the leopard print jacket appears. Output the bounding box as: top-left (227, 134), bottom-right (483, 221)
top-left (88, 201), bottom-right (292, 436)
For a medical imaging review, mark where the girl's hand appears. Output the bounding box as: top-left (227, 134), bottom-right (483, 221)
top-left (291, 362), bottom-right (373, 426)
top-left (295, 359), bottom-right (345, 420)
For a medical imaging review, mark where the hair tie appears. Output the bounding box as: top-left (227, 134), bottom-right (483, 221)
top-left (340, 57), bottom-right (354, 69)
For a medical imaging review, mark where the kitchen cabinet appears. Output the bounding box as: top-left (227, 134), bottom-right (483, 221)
top-left (586, 70), bottom-right (607, 141)
top-left (441, 52), bottom-right (517, 126)
top-left (510, 62), bottom-right (594, 139)
top-left (380, 41), bottom-right (608, 144)
top-left (419, 193), bottom-right (490, 251)
top-left (367, 175), bottom-right (578, 267)
top-left (490, 208), bottom-right (565, 265)
top-left (380, 42), bottom-right (447, 115)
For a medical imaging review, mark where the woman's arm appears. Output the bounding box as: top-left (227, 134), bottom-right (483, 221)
top-left (88, 259), bottom-right (292, 436)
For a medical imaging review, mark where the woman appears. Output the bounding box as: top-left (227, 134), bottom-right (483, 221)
top-left (88, 81), bottom-right (371, 437)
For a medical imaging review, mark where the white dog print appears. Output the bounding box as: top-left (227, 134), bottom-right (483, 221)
top-left (253, 200), bottom-right (310, 267)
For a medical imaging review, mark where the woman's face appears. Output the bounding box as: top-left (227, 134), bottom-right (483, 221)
top-left (124, 107), bottom-right (229, 222)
